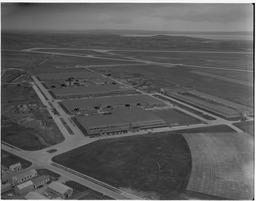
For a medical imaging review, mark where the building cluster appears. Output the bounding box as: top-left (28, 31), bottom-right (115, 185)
top-left (37, 71), bottom-right (171, 137)
top-left (1, 165), bottom-right (73, 199)
top-left (163, 87), bottom-right (253, 119)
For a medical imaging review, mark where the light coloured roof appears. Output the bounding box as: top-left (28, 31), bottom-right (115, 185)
top-left (25, 191), bottom-right (47, 200)
top-left (48, 182), bottom-right (72, 194)
top-left (62, 94), bottom-right (166, 112)
top-left (12, 169), bottom-right (37, 180)
top-left (37, 72), bottom-right (101, 80)
top-left (16, 180), bottom-right (33, 190)
top-left (9, 163), bottom-right (21, 168)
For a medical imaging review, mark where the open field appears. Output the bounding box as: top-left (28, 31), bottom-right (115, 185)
top-left (152, 109), bottom-right (202, 126)
top-left (35, 48), bottom-right (133, 60)
top-left (1, 83), bottom-right (64, 150)
top-left (53, 133), bottom-right (192, 199)
top-left (183, 132), bottom-right (253, 200)
top-left (1, 125), bottom-right (47, 150)
top-left (1, 70), bottom-right (24, 83)
top-left (1, 150), bottom-right (32, 169)
top-left (94, 65), bottom-right (253, 107)
top-left (110, 50), bottom-right (253, 71)
top-left (233, 121), bottom-right (254, 136)
top-left (1, 50), bottom-right (50, 71)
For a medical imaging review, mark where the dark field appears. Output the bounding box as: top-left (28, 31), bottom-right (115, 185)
top-left (36, 48), bottom-right (133, 60)
top-left (1, 150), bottom-right (32, 169)
top-left (110, 51), bottom-right (253, 71)
top-left (53, 133), bottom-right (192, 199)
top-left (37, 52), bottom-right (140, 67)
top-left (233, 121), bottom-right (254, 136)
top-left (1, 125), bottom-right (47, 150)
top-left (152, 109), bottom-right (202, 126)
top-left (94, 65), bottom-right (253, 107)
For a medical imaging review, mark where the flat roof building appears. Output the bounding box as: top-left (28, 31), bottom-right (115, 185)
top-left (14, 180), bottom-right (34, 195)
top-left (37, 72), bottom-right (101, 80)
top-left (47, 181), bottom-right (73, 199)
top-left (76, 108), bottom-right (166, 135)
top-left (61, 94), bottom-right (167, 114)
top-left (51, 84), bottom-right (136, 99)
top-left (25, 191), bottom-right (48, 200)
top-left (9, 163), bottom-right (21, 172)
top-left (12, 169), bottom-right (37, 184)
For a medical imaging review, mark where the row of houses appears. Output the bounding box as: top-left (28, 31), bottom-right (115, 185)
top-left (9, 169), bottom-right (73, 199)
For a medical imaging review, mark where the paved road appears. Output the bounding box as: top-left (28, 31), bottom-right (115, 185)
top-left (3, 47), bottom-right (249, 199)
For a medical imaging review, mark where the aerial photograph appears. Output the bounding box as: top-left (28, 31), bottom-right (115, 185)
top-left (1, 2), bottom-right (254, 200)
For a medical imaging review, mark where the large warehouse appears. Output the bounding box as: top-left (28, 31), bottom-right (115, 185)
top-left (61, 94), bottom-right (167, 114)
top-left (51, 84), bottom-right (137, 99)
top-left (75, 108), bottom-right (167, 135)
top-left (37, 71), bottom-right (101, 80)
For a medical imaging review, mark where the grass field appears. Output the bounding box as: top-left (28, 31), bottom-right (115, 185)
top-left (233, 121), bottom-right (254, 136)
top-left (53, 133), bottom-right (192, 199)
top-left (110, 51), bottom-right (253, 71)
top-left (183, 132), bottom-right (253, 200)
top-left (94, 65), bottom-right (253, 108)
top-left (1, 125), bottom-right (47, 150)
top-left (152, 109), bottom-right (202, 126)
top-left (1, 150), bottom-right (32, 169)
top-left (2, 83), bottom-right (64, 150)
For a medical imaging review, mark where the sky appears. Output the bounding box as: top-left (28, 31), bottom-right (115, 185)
top-left (1, 3), bottom-right (254, 32)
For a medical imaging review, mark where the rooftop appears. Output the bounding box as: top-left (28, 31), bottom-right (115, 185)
top-left (76, 108), bottom-right (165, 129)
top-left (51, 84), bottom-right (131, 97)
top-left (31, 175), bottom-right (50, 184)
top-left (48, 181), bottom-right (72, 194)
top-left (62, 94), bottom-right (166, 111)
top-left (16, 180), bottom-right (33, 190)
top-left (37, 71), bottom-right (101, 80)
top-left (25, 191), bottom-right (47, 200)
top-left (12, 169), bottom-right (37, 180)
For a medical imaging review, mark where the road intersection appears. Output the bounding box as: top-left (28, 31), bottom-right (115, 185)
top-left (2, 47), bottom-right (251, 199)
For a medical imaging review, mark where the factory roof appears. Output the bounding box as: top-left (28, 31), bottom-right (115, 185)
top-left (31, 175), bottom-right (50, 184)
top-left (12, 169), bottom-right (37, 181)
top-left (52, 84), bottom-right (131, 97)
top-left (37, 72), bottom-right (101, 80)
top-left (76, 108), bottom-right (165, 130)
top-left (48, 182), bottom-right (72, 194)
top-left (16, 180), bottom-right (33, 190)
top-left (25, 192), bottom-right (47, 200)
top-left (62, 94), bottom-right (166, 111)
top-left (9, 163), bottom-right (21, 169)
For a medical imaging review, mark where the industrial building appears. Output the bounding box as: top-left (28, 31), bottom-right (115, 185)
top-left (11, 169), bottom-right (37, 185)
top-left (44, 77), bottom-right (115, 89)
top-left (37, 72), bottom-right (101, 81)
top-left (76, 108), bottom-right (167, 135)
top-left (164, 88), bottom-right (253, 119)
top-left (31, 175), bottom-right (50, 188)
top-left (9, 163), bottom-right (21, 172)
top-left (61, 94), bottom-right (167, 114)
top-left (24, 191), bottom-right (47, 200)
top-left (51, 84), bottom-right (137, 99)
top-left (14, 180), bottom-right (34, 195)
top-left (47, 181), bottom-right (73, 199)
